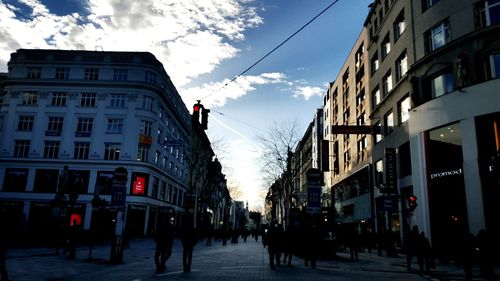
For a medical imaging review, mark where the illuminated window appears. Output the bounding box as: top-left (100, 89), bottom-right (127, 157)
top-left (394, 9), bottom-right (406, 41)
top-left (396, 51), bottom-right (408, 81)
top-left (431, 71), bottom-right (454, 98)
top-left (399, 95), bottom-right (411, 123)
top-left (381, 33), bottom-right (391, 59)
top-left (425, 20), bottom-right (450, 53)
top-left (137, 144), bottom-right (149, 162)
top-left (21, 92), bottom-right (38, 105)
top-left (384, 111), bottom-right (394, 135)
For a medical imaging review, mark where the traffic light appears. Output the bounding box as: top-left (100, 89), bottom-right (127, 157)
top-left (201, 108), bottom-right (210, 130)
top-left (192, 101), bottom-right (202, 124)
top-left (408, 195), bottom-right (418, 211)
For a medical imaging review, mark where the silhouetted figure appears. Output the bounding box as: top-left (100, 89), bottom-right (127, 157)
top-left (0, 210), bottom-right (11, 281)
top-left (348, 229), bottom-right (360, 261)
top-left (181, 213), bottom-right (197, 273)
top-left (67, 219), bottom-right (80, 259)
top-left (417, 231), bottom-right (432, 272)
top-left (304, 224), bottom-right (321, 268)
top-left (154, 217), bottom-right (174, 274)
top-left (457, 232), bottom-right (476, 281)
top-left (406, 225), bottom-right (419, 271)
top-left (477, 229), bottom-right (497, 281)
top-left (282, 227), bottom-right (295, 266)
top-left (266, 222), bottom-right (280, 270)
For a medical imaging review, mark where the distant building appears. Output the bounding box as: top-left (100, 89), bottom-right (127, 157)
top-left (0, 49), bottom-right (192, 243)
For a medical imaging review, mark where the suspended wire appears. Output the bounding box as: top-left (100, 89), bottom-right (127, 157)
top-left (200, 0), bottom-right (342, 101)
top-left (211, 109), bottom-right (263, 131)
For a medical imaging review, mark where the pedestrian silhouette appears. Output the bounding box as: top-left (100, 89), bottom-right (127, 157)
top-left (154, 216), bottom-right (174, 274)
top-left (266, 222), bottom-right (280, 270)
top-left (181, 212), bottom-right (197, 273)
top-left (417, 231), bottom-right (432, 272)
top-left (0, 209), bottom-right (12, 281)
top-left (67, 219), bottom-right (80, 259)
top-left (457, 232), bottom-right (476, 281)
top-left (477, 229), bottom-right (497, 281)
top-left (405, 225), bottom-right (419, 271)
top-left (282, 226), bottom-right (296, 266)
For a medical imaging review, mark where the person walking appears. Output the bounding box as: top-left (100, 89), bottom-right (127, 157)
top-left (282, 226), bottom-right (295, 266)
top-left (266, 222), bottom-right (279, 270)
top-left (477, 229), bottom-right (497, 281)
top-left (405, 225), bottom-right (419, 271)
top-left (154, 216), bottom-right (174, 274)
top-left (417, 231), bottom-right (432, 272)
top-left (181, 212), bottom-right (197, 273)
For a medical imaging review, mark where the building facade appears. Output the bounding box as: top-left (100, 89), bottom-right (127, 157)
top-left (0, 49), bottom-right (192, 243)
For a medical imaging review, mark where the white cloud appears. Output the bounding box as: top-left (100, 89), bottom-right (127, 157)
top-left (181, 72), bottom-right (287, 108)
top-left (0, 0), bottom-right (263, 87)
top-left (293, 86), bottom-right (323, 100)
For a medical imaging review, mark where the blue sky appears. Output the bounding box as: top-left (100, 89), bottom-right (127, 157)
top-left (0, 0), bottom-right (373, 210)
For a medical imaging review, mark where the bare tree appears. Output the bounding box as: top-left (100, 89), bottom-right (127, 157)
top-left (256, 119), bottom-right (300, 224)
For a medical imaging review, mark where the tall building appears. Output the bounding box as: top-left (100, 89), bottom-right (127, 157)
top-left (0, 49), bottom-right (192, 243)
top-left (323, 29), bottom-right (373, 235)
top-left (320, 0), bottom-right (500, 257)
top-left (364, 0), bottom-right (500, 255)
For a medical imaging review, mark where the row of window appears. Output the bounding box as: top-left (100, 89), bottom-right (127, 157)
top-left (1, 168), bottom-right (186, 206)
top-left (26, 67), bottom-right (158, 84)
top-left (12, 139), bottom-right (185, 179)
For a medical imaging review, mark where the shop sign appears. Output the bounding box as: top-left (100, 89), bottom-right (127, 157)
top-left (132, 176), bottom-right (146, 195)
top-left (384, 148), bottom-right (397, 193)
top-left (430, 168), bottom-right (463, 180)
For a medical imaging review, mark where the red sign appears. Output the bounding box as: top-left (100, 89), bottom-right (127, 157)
top-left (70, 214), bottom-right (82, 226)
top-left (132, 176), bottom-right (145, 195)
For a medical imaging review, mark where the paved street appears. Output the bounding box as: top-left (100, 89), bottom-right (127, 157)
top-left (5, 238), bottom-right (497, 281)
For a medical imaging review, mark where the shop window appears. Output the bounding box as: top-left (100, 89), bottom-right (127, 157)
top-left (131, 173), bottom-right (148, 196)
top-left (33, 169), bottom-right (59, 193)
top-left (425, 20), bottom-right (450, 53)
top-left (151, 177), bottom-right (159, 199)
top-left (96, 171), bottom-right (114, 195)
top-left (2, 168), bottom-right (28, 192)
top-left (399, 142), bottom-right (412, 177)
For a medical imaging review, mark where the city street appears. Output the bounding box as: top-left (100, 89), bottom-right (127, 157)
top-left (5, 237), bottom-right (486, 281)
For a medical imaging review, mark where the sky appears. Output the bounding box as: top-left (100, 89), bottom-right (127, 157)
top-left (0, 0), bottom-right (373, 211)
